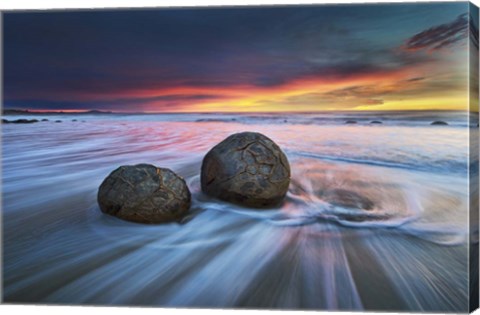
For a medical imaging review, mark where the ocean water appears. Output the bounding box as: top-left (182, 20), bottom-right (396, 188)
top-left (2, 111), bottom-right (477, 311)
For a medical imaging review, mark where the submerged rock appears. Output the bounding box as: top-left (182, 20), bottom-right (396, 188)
top-left (201, 132), bottom-right (290, 208)
top-left (41, 119), bottom-right (49, 122)
top-left (321, 188), bottom-right (374, 211)
top-left (345, 120), bottom-right (357, 124)
top-left (431, 121), bottom-right (448, 125)
top-left (370, 120), bottom-right (382, 124)
top-left (55, 120), bottom-right (62, 123)
top-left (2, 119), bottom-right (39, 124)
top-left (98, 164), bottom-right (191, 223)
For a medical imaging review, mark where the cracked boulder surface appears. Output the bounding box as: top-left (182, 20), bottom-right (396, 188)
top-left (97, 164), bottom-right (191, 223)
top-left (201, 132), bottom-right (290, 208)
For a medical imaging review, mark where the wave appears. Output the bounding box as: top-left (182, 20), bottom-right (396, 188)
top-left (291, 150), bottom-right (468, 175)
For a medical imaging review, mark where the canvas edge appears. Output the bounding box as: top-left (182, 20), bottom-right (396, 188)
top-left (0, 1), bottom-right (477, 313)
top-left (0, 9), bottom-right (4, 305)
top-left (469, 1), bottom-right (480, 313)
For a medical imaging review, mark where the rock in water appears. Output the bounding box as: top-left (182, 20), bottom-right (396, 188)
top-left (431, 121), bottom-right (448, 125)
top-left (2, 119), bottom-right (39, 124)
top-left (97, 164), bottom-right (191, 223)
top-left (201, 132), bottom-right (290, 208)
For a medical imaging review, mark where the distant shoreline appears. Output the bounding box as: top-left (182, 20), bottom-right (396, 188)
top-left (2, 109), bottom-right (471, 116)
top-left (2, 109), bottom-right (114, 116)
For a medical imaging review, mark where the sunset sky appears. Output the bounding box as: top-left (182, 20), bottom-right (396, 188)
top-left (3, 2), bottom-right (477, 112)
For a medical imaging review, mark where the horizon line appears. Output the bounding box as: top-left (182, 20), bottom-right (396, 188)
top-left (2, 108), bottom-right (471, 115)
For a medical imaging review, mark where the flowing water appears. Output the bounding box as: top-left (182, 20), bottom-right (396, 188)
top-left (2, 111), bottom-right (477, 311)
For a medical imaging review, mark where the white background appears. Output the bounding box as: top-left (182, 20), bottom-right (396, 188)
top-left (0, 0), bottom-right (479, 314)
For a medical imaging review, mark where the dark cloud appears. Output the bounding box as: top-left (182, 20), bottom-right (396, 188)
top-left (5, 94), bottom-right (228, 111)
top-left (404, 13), bottom-right (468, 51)
top-left (3, 7), bottom-right (392, 102)
top-left (405, 77), bottom-right (425, 82)
top-left (2, 4), bottom-right (469, 111)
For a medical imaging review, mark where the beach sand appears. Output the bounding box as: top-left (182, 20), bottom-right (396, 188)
top-left (2, 111), bottom-right (476, 311)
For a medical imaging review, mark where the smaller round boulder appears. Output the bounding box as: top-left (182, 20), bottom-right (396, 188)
top-left (98, 164), bottom-right (191, 223)
top-left (201, 132), bottom-right (290, 208)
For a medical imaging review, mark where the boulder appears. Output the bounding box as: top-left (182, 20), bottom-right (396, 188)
top-left (98, 164), bottom-right (191, 223)
top-left (201, 132), bottom-right (290, 208)
top-left (431, 121), bottom-right (448, 125)
top-left (2, 119), bottom-right (38, 124)
top-left (370, 120), bottom-right (382, 124)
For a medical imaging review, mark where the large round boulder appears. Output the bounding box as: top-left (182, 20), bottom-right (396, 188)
top-left (98, 164), bottom-right (191, 223)
top-left (201, 132), bottom-right (290, 208)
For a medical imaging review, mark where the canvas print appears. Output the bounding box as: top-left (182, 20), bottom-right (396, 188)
top-left (2, 2), bottom-right (479, 313)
